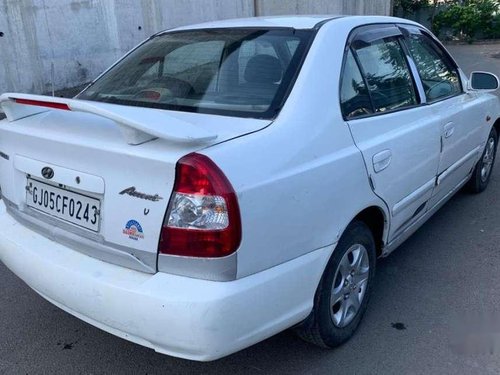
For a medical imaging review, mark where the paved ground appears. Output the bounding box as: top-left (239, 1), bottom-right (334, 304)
top-left (1, 44), bottom-right (500, 375)
top-left (446, 43), bottom-right (500, 87)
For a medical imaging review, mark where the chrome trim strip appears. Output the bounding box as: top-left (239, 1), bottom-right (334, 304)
top-left (437, 146), bottom-right (481, 185)
top-left (22, 200), bottom-right (102, 242)
top-left (4, 197), bottom-right (239, 281)
top-left (392, 178), bottom-right (435, 217)
top-left (383, 173), bottom-right (470, 257)
top-left (404, 50), bottom-right (427, 104)
top-left (157, 252), bottom-right (237, 282)
top-left (3, 198), bottom-right (156, 273)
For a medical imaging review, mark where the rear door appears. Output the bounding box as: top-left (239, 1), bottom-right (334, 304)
top-left (342, 25), bottom-right (442, 240)
top-left (400, 26), bottom-right (486, 207)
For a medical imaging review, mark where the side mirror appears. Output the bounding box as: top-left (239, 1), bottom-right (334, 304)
top-left (468, 71), bottom-right (499, 92)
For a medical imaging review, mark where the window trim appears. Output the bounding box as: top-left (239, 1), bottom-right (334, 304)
top-left (398, 24), bottom-right (465, 105)
top-left (339, 23), bottom-right (423, 121)
top-left (397, 34), bottom-right (427, 105)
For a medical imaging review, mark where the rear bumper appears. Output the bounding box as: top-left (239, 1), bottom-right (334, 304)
top-left (0, 202), bottom-right (332, 361)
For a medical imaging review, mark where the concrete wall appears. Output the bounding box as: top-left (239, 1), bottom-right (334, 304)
top-left (256, 0), bottom-right (392, 17)
top-left (0, 0), bottom-right (391, 95)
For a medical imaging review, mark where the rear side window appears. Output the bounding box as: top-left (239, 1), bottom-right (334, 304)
top-left (340, 50), bottom-right (373, 118)
top-left (352, 37), bottom-right (418, 114)
top-left (404, 32), bottom-right (461, 102)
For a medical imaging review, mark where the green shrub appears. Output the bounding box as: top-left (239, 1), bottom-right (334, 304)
top-left (433, 0), bottom-right (500, 41)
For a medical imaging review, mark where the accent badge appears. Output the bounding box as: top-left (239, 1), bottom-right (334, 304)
top-left (119, 187), bottom-right (163, 202)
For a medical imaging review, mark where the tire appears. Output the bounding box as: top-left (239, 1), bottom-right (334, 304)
top-left (467, 127), bottom-right (498, 194)
top-left (294, 220), bottom-right (376, 348)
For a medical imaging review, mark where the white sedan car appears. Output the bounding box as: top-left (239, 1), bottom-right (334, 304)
top-left (0, 15), bottom-right (499, 361)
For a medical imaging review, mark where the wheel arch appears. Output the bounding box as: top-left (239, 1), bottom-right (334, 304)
top-left (352, 206), bottom-right (388, 257)
top-left (295, 204), bottom-right (388, 341)
top-left (492, 117), bottom-right (500, 137)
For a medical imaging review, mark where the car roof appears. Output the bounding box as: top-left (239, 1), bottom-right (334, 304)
top-left (168, 15), bottom-right (420, 32)
top-left (170, 15), bottom-right (339, 31)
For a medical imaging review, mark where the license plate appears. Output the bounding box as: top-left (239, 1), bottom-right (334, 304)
top-left (26, 178), bottom-right (101, 232)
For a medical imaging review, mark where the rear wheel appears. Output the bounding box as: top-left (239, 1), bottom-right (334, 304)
top-left (467, 127), bottom-right (497, 194)
top-left (295, 221), bottom-right (376, 348)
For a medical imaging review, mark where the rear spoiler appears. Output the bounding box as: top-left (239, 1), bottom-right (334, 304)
top-left (0, 93), bottom-right (218, 145)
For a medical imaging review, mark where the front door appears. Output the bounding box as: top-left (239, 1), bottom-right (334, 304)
top-left (341, 25), bottom-right (442, 241)
top-left (401, 26), bottom-right (485, 207)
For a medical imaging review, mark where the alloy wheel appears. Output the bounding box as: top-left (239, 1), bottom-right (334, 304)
top-left (330, 244), bottom-right (370, 328)
top-left (481, 136), bottom-right (496, 182)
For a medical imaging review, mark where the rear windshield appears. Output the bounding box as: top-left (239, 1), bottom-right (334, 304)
top-left (78, 28), bottom-right (313, 119)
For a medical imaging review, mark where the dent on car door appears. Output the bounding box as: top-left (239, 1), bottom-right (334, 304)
top-left (401, 26), bottom-right (485, 207)
top-left (341, 25), bottom-right (442, 240)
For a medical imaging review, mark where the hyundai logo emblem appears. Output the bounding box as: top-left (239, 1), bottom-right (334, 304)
top-left (41, 167), bottom-right (54, 179)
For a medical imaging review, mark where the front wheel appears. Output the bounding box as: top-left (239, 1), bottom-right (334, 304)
top-left (467, 127), bottom-right (498, 194)
top-left (294, 221), bottom-right (376, 348)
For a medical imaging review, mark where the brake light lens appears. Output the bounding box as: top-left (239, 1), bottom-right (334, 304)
top-left (159, 153), bottom-right (241, 258)
top-left (14, 98), bottom-right (70, 111)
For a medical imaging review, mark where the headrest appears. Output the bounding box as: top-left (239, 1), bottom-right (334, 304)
top-left (244, 55), bottom-right (283, 84)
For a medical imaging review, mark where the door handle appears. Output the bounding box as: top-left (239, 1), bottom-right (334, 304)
top-left (373, 149), bottom-right (392, 173)
top-left (444, 122), bottom-right (455, 138)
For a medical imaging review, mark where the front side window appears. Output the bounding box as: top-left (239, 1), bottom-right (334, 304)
top-left (78, 29), bottom-right (313, 119)
top-left (404, 32), bottom-right (461, 102)
top-left (352, 37), bottom-right (418, 113)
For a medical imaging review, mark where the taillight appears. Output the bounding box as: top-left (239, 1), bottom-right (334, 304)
top-left (158, 153), bottom-right (241, 258)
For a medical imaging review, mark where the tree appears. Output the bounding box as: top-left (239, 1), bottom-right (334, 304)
top-left (393, 0), bottom-right (451, 28)
top-left (429, 0), bottom-right (441, 29)
top-left (433, 0), bottom-right (500, 41)
top-left (393, 0), bottom-right (430, 17)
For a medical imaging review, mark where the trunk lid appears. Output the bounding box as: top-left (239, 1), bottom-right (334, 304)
top-left (0, 95), bottom-right (271, 272)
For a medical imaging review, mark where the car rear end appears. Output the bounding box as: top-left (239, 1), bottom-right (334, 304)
top-left (0, 22), bottom-right (331, 360)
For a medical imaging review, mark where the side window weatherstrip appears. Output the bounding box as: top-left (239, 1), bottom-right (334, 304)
top-left (397, 36), bottom-right (426, 105)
